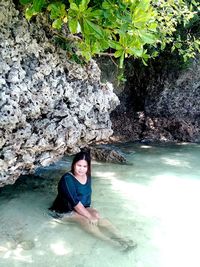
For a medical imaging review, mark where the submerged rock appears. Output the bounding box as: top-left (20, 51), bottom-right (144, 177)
top-left (91, 146), bottom-right (127, 164)
top-left (18, 240), bottom-right (35, 250)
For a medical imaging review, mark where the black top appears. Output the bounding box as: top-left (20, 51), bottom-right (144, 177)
top-left (50, 172), bottom-right (92, 213)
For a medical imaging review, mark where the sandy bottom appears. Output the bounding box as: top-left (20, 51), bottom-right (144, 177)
top-left (0, 142), bottom-right (200, 267)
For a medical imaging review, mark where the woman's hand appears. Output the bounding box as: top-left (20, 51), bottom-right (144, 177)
top-left (88, 216), bottom-right (98, 226)
top-left (74, 202), bottom-right (99, 225)
top-left (86, 207), bottom-right (99, 225)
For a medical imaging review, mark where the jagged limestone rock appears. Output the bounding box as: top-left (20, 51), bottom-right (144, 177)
top-left (0, 0), bottom-right (119, 187)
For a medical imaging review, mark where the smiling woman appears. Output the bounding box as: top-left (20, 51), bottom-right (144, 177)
top-left (49, 149), bottom-right (136, 251)
top-left (49, 151), bottom-right (92, 215)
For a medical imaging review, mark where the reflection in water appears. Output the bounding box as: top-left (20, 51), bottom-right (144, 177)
top-left (0, 142), bottom-right (200, 267)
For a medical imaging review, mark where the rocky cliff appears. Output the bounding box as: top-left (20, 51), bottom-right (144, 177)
top-left (0, 0), bottom-right (119, 187)
top-left (1, 0), bottom-right (199, 187)
top-left (106, 56), bottom-right (200, 143)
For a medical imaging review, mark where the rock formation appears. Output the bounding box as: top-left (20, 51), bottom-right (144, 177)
top-left (91, 146), bottom-right (127, 164)
top-left (104, 57), bottom-right (200, 143)
top-left (143, 59), bottom-right (200, 142)
top-left (0, 0), bottom-right (119, 187)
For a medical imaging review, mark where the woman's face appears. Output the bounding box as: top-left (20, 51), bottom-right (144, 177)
top-left (74, 159), bottom-right (88, 177)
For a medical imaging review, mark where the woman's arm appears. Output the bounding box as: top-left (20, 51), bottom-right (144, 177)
top-left (74, 202), bottom-right (98, 225)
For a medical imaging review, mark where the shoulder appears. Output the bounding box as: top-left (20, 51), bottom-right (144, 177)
top-left (63, 172), bottom-right (73, 178)
top-left (64, 172), bottom-right (75, 179)
top-left (60, 172), bottom-right (75, 183)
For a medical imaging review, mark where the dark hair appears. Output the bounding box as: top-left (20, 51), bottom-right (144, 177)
top-left (71, 149), bottom-right (91, 177)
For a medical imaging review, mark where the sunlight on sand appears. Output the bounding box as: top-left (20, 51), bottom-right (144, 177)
top-left (50, 241), bottom-right (72, 256)
top-left (160, 157), bottom-right (191, 167)
top-left (1, 246), bottom-right (33, 263)
top-left (100, 172), bottom-right (200, 267)
top-left (94, 171), bottom-right (116, 179)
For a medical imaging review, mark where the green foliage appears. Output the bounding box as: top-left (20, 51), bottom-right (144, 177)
top-left (19, 0), bottom-right (200, 67)
top-left (47, 2), bottom-right (67, 29)
top-left (153, 0), bottom-right (200, 62)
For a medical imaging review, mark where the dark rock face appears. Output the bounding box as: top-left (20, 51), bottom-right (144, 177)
top-left (0, 1), bottom-right (119, 187)
top-left (91, 146), bottom-right (127, 164)
top-left (108, 57), bottom-right (200, 143)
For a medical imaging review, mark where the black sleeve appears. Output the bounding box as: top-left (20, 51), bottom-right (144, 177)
top-left (59, 173), bottom-right (80, 208)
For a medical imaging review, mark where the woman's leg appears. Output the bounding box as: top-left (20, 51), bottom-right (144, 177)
top-left (61, 211), bottom-right (121, 247)
top-left (54, 209), bottom-right (136, 251)
top-left (86, 208), bottom-right (137, 249)
top-left (86, 208), bottom-right (125, 238)
top-left (98, 218), bottom-right (122, 237)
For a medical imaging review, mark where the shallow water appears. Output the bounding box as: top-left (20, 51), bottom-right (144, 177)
top-left (0, 142), bottom-right (200, 267)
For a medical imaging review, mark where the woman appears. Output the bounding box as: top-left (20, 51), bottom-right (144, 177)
top-left (49, 150), bottom-right (136, 251)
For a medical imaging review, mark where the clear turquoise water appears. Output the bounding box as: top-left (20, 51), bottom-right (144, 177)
top-left (0, 142), bottom-right (200, 267)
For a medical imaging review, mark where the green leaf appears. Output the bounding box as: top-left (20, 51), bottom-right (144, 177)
top-left (68, 18), bottom-right (78, 33)
top-left (142, 58), bottom-right (148, 66)
top-left (25, 6), bottom-right (37, 20)
top-left (90, 9), bottom-right (103, 18)
top-left (48, 3), bottom-right (67, 20)
top-left (70, 3), bottom-right (79, 11)
top-left (33, 0), bottom-right (45, 12)
top-left (83, 20), bottom-right (90, 35)
top-left (137, 0), bottom-right (150, 12)
top-left (81, 50), bottom-right (91, 61)
top-left (148, 22), bottom-right (158, 32)
top-left (84, 20), bottom-right (104, 38)
top-left (48, 3), bottom-right (58, 19)
top-left (133, 13), bottom-right (149, 26)
top-left (114, 50), bottom-right (123, 58)
top-left (52, 18), bottom-right (62, 29)
top-left (80, 0), bottom-right (90, 12)
top-left (102, 1), bottom-right (110, 9)
top-left (127, 47), bottom-right (144, 57)
top-left (91, 42), bottom-right (101, 54)
top-left (109, 40), bottom-right (123, 50)
top-left (100, 39), bottom-right (110, 50)
top-left (140, 32), bottom-right (157, 44)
